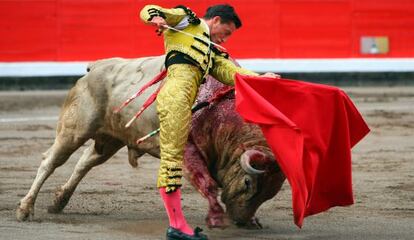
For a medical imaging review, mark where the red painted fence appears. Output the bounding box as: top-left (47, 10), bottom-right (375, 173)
top-left (0, 0), bottom-right (413, 62)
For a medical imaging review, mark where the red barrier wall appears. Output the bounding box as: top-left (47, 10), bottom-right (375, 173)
top-left (0, 0), bottom-right (413, 61)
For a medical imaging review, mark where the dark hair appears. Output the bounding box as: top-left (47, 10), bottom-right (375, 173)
top-left (203, 4), bottom-right (242, 28)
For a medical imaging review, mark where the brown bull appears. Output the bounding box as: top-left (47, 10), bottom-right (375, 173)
top-left (184, 77), bottom-right (285, 228)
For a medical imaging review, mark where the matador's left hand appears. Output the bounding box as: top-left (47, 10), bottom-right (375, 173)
top-left (261, 72), bottom-right (281, 78)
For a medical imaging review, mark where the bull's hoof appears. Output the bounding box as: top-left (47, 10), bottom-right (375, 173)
top-left (206, 215), bottom-right (229, 229)
top-left (16, 206), bottom-right (33, 222)
top-left (47, 204), bottom-right (63, 214)
top-left (235, 217), bottom-right (263, 229)
top-left (47, 187), bottom-right (70, 213)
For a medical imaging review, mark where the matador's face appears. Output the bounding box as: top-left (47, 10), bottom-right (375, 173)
top-left (209, 16), bottom-right (237, 45)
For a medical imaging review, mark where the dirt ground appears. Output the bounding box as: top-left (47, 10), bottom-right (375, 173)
top-left (0, 86), bottom-right (413, 240)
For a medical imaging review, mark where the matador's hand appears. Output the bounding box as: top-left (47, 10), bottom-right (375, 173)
top-left (150, 16), bottom-right (167, 35)
top-left (261, 72), bottom-right (281, 78)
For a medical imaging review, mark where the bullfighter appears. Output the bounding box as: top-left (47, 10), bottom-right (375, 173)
top-left (139, 3), bottom-right (278, 240)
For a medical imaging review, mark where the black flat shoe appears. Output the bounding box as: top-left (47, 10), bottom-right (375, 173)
top-left (166, 226), bottom-right (208, 240)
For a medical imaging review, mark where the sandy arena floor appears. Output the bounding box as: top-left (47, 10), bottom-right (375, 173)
top-left (0, 86), bottom-right (413, 240)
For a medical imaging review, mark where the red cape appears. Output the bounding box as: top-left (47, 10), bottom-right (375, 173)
top-left (235, 74), bottom-right (370, 227)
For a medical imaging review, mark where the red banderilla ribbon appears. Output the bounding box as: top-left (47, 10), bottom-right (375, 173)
top-left (113, 69), bottom-right (167, 114)
top-left (125, 84), bottom-right (162, 128)
top-left (113, 69), bottom-right (167, 128)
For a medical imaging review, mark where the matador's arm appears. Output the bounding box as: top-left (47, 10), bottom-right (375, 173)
top-left (140, 5), bottom-right (191, 27)
top-left (211, 52), bottom-right (259, 86)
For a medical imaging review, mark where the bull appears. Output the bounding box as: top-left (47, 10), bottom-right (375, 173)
top-left (16, 56), bottom-right (285, 229)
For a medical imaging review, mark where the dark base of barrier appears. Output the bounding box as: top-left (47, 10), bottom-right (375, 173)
top-left (0, 76), bottom-right (80, 91)
top-left (0, 72), bottom-right (413, 90)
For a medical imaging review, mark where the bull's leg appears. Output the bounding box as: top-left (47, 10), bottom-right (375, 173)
top-left (48, 134), bottom-right (124, 213)
top-left (183, 141), bottom-right (227, 229)
top-left (17, 87), bottom-right (99, 221)
top-left (16, 134), bottom-right (90, 221)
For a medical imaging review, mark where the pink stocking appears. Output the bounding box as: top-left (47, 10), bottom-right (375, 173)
top-left (159, 187), bottom-right (194, 235)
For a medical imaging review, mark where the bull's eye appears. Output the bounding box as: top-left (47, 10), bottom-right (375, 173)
top-left (244, 177), bottom-right (251, 189)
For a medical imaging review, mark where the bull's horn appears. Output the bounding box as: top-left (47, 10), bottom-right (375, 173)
top-left (240, 151), bottom-right (265, 175)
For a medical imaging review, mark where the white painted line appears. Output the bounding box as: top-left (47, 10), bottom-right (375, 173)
top-left (0, 58), bottom-right (413, 76)
top-left (237, 58), bottom-right (414, 73)
top-left (0, 62), bottom-right (88, 77)
top-left (0, 116), bottom-right (58, 123)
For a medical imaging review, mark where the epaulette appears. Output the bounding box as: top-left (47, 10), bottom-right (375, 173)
top-left (174, 5), bottom-right (200, 25)
top-left (211, 45), bottom-right (229, 59)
